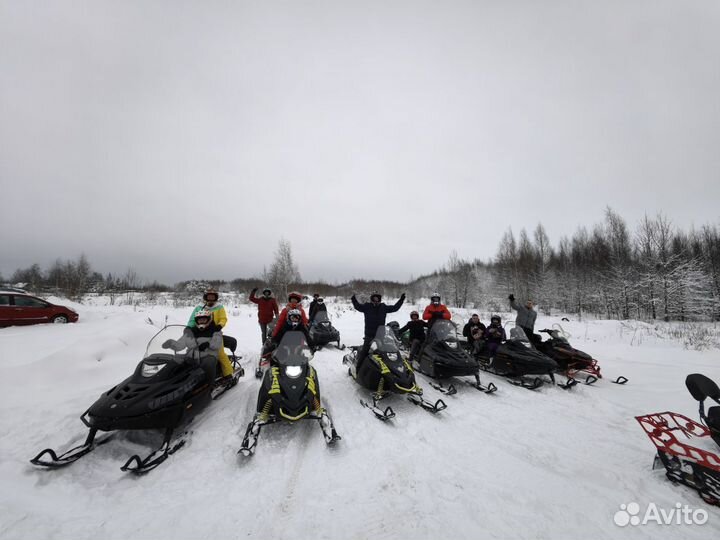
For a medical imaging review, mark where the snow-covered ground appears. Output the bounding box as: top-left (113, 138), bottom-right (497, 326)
top-left (1, 299), bottom-right (719, 540)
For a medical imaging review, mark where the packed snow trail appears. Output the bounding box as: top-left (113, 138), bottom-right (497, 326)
top-left (1, 301), bottom-right (719, 539)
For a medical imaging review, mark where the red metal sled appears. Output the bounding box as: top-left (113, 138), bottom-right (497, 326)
top-left (636, 411), bottom-right (720, 505)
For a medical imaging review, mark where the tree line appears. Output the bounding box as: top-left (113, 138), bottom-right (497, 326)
top-left (410, 208), bottom-right (720, 322)
top-left (5, 209), bottom-right (719, 321)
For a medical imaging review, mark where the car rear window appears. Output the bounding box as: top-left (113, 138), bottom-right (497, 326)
top-left (0, 295), bottom-right (9, 306)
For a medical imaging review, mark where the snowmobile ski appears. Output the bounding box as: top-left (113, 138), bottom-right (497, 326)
top-left (507, 376), bottom-right (544, 390)
top-left (120, 429), bottom-right (186, 474)
top-left (316, 410), bottom-right (342, 444)
top-left (30, 429), bottom-right (114, 468)
top-left (238, 409), bottom-right (341, 456)
top-left (360, 397), bottom-right (396, 421)
top-left (407, 392), bottom-right (447, 413)
top-left (428, 381), bottom-right (458, 396)
top-left (612, 376), bottom-right (629, 385)
top-left (238, 416), bottom-right (267, 456)
top-left (551, 373), bottom-right (578, 390)
top-left (467, 374), bottom-right (498, 394)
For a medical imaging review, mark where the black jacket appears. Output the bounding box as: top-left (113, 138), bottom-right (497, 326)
top-left (463, 321), bottom-right (487, 342)
top-left (352, 295), bottom-right (405, 338)
top-left (399, 319), bottom-right (427, 341)
top-left (309, 301), bottom-right (327, 322)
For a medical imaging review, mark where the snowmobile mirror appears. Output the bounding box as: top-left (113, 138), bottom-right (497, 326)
top-left (686, 374), bottom-right (720, 403)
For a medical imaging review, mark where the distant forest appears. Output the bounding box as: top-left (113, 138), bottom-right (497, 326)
top-left (5, 209), bottom-right (720, 322)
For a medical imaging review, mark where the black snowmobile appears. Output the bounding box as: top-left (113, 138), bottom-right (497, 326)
top-left (239, 330), bottom-right (340, 456)
top-left (308, 311), bottom-right (343, 350)
top-left (475, 324), bottom-right (560, 390)
top-left (30, 325), bottom-right (244, 474)
top-left (536, 325), bottom-right (628, 385)
top-left (342, 325), bottom-right (446, 420)
top-left (636, 374), bottom-right (720, 506)
top-left (415, 319), bottom-right (496, 395)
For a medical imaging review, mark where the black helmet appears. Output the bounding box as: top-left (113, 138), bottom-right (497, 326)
top-left (410, 310), bottom-right (419, 319)
top-left (490, 314), bottom-right (501, 325)
top-left (370, 292), bottom-right (381, 302)
top-left (262, 288), bottom-right (272, 295)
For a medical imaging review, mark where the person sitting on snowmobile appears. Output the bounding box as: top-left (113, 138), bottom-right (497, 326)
top-left (187, 288), bottom-right (233, 379)
top-left (509, 294), bottom-right (538, 343)
top-left (262, 309), bottom-right (315, 360)
top-left (463, 313), bottom-right (487, 354)
top-left (351, 291), bottom-right (406, 369)
top-left (398, 310), bottom-right (427, 362)
top-left (422, 293), bottom-right (452, 328)
top-left (273, 291), bottom-right (309, 333)
top-left (163, 309), bottom-right (224, 382)
top-left (483, 315), bottom-right (506, 357)
top-left (249, 287), bottom-right (280, 345)
top-left (309, 296), bottom-right (327, 325)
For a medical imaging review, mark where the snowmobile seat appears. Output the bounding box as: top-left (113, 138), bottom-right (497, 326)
top-left (686, 374), bottom-right (720, 403)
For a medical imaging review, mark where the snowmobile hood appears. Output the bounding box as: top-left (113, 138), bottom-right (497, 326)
top-left (498, 341), bottom-right (558, 374)
top-left (424, 341), bottom-right (479, 376)
top-left (85, 358), bottom-right (212, 431)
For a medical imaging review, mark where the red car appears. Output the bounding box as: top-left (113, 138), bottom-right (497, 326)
top-left (0, 290), bottom-right (79, 327)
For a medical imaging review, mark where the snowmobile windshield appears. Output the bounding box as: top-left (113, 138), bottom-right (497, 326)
top-left (429, 319), bottom-right (458, 343)
top-left (314, 311), bottom-right (330, 324)
top-left (371, 325), bottom-right (401, 353)
top-left (145, 325), bottom-right (189, 357)
top-left (508, 325), bottom-right (532, 347)
top-left (273, 330), bottom-right (312, 366)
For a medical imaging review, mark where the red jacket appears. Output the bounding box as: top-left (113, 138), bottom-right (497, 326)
top-left (249, 290), bottom-right (280, 324)
top-left (273, 302), bottom-right (309, 337)
top-left (423, 303), bottom-right (452, 321)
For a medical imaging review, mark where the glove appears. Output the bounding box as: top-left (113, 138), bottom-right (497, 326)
top-left (400, 293), bottom-right (406, 300)
top-left (162, 339), bottom-right (174, 349)
top-left (199, 342), bottom-right (210, 351)
top-left (251, 287), bottom-right (258, 294)
top-left (432, 311), bottom-right (444, 318)
top-left (508, 294), bottom-right (515, 302)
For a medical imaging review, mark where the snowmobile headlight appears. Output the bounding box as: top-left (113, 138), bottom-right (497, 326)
top-left (142, 362), bottom-right (166, 378)
top-left (285, 365), bottom-right (303, 378)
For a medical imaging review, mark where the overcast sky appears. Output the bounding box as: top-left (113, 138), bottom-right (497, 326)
top-left (2, 0), bottom-right (719, 285)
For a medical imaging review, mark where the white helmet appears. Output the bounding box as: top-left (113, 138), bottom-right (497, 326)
top-left (194, 309), bottom-right (212, 330)
top-left (288, 308), bottom-right (302, 327)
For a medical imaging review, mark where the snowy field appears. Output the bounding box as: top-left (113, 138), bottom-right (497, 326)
top-left (1, 299), bottom-right (719, 540)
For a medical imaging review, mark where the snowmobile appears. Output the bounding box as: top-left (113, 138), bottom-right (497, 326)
top-left (308, 311), bottom-right (343, 350)
top-left (30, 325), bottom-right (244, 474)
top-left (536, 324), bottom-right (628, 385)
top-left (475, 324), bottom-right (561, 390)
top-left (415, 319), bottom-right (496, 395)
top-left (342, 325), bottom-right (446, 420)
top-left (239, 330), bottom-right (340, 456)
top-left (636, 374), bottom-right (720, 506)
